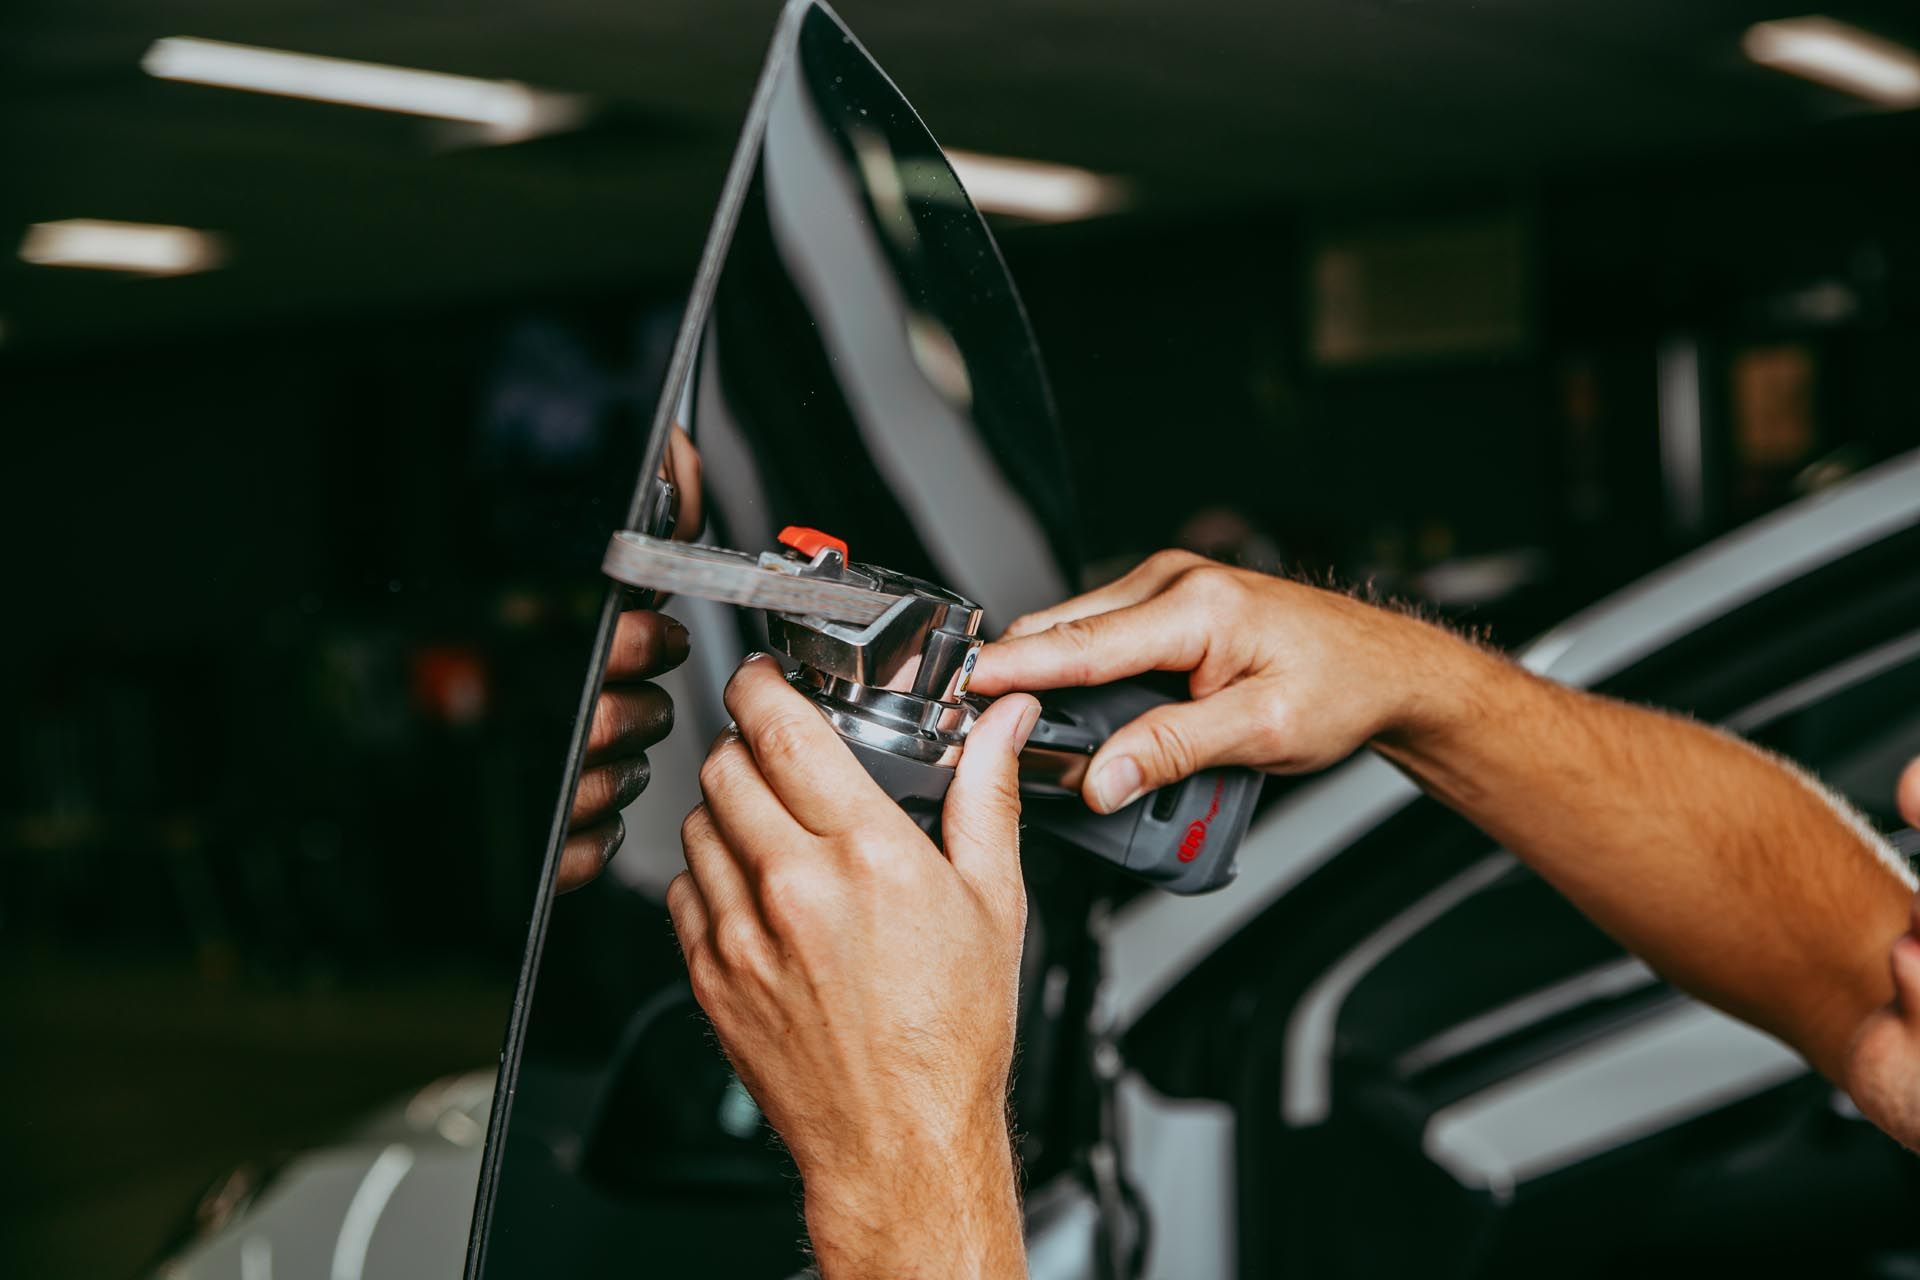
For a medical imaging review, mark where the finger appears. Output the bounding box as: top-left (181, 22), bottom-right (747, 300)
top-left (665, 870), bottom-right (710, 956)
top-left (943, 694), bottom-right (1040, 916)
top-left (722, 655), bottom-right (891, 837)
top-left (698, 728), bottom-right (810, 877)
top-left (1000, 549), bottom-right (1204, 639)
top-left (1081, 697), bottom-right (1264, 814)
top-left (664, 427), bottom-right (705, 540)
top-left (557, 815), bottom-right (624, 893)
top-left (586, 683), bottom-right (675, 761)
top-left (681, 801), bottom-right (756, 922)
top-left (605, 610), bottom-right (691, 681)
top-left (571, 755), bottom-right (651, 827)
top-left (1898, 757), bottom-right (1920, 831)
top-left (968, 590), bottom-right (1209, 697)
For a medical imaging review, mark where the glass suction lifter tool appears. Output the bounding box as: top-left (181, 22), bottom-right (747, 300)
top-left (602, 525), bottom-right (1258, 895)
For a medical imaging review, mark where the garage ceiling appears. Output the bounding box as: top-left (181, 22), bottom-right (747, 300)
top-left (4, 0), bottom-right (1917, 350)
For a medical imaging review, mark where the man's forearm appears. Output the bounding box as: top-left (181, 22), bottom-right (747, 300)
top-left (802, 1116), bottom-right (1024, 1280)
top-left (1373, 633), bottom-right (1915, 1080)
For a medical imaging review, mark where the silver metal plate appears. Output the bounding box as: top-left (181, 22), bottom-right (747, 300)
top-left (602, 532), bottom-right (900, 625)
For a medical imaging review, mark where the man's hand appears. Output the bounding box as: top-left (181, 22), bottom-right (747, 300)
top-left (970, 548), bottom-right (1476, 812)
top-left (560, 609), bottom-right (686, 892)
top-left (667, 656), bottom-right (1038, 1278)
top-left (559, 424), bottom-right (705, 892)
top-left (977, 546), bottom-right (1916, 1097)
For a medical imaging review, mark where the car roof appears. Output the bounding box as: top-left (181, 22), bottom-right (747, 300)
top-left (1107, 447), bottom-right (1920, 1029)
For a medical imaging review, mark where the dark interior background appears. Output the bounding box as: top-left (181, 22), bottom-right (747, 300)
top-left (5, 1), bottom-right (1920, 1275)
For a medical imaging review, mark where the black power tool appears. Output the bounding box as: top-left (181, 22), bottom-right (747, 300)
top-left (603, 523), bottom-right (1258, 894)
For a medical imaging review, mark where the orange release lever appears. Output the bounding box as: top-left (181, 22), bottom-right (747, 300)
top-left (777, 525), bottom-right (849, 561)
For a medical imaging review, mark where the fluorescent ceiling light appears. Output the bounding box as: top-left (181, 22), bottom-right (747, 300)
top-left (1743, 16), bottom-right (1920, 108)
top-left (945, 149), bottom-right (1129, 223)
top-left (19, 219), bottom-right (225, 276)
top-left (142, 36), bottom-right (584, 144)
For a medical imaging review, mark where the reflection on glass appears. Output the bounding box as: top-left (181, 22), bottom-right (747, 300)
top-left (474, 3), bottom-right (1078, 1275)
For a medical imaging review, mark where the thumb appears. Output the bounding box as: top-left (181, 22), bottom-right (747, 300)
top-left (1083, 697), bottom-right (1253, 814)
top-left (943, 694), bottom-right (1042, 905)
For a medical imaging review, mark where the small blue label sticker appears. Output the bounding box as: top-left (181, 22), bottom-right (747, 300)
top-left (956, 646), bottom-right (979, 695)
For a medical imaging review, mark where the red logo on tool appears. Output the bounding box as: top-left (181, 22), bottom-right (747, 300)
top-left (1177, 777), bottom-right (1227, 862)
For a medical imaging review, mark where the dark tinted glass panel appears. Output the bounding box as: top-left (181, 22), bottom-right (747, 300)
top-left (473, 4), bottom-right (1075, 1275)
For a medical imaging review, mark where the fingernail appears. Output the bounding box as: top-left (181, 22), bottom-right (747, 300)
top-left (663, 617), bottom-right (690, 663)
top-left (741, 650), bottom-right (769, 664)
top-left (1013, 698), bottom-right (1042, 751)
top-left (616, 756), bottom-right (653, 802)
top-left (1090, 757), bottom-right (1144, 814)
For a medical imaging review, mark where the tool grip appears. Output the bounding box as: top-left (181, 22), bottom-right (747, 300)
top-left (1020, 682), bottom-right (1257, 895)
top-left (837, 680), bottom-right (1257, 895)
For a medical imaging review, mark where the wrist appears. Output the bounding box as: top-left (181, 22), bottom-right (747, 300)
top-left (802, 1114), bottom-right (1023, 1279)
top-left (1370, 614), bottom-right (1513, 760)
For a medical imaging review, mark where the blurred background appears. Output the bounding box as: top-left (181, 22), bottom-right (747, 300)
top-left (5, 0), bottom-right (1920, 1275)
